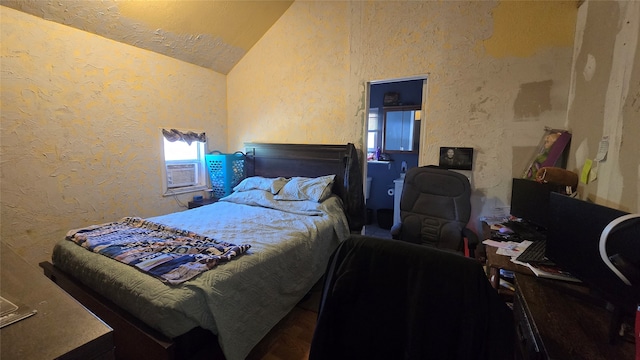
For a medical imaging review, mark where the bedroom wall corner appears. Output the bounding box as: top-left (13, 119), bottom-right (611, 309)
top-left (226, 1), bottom-right (354, 152)
top-left (0, 6), bottom-right (228, 266)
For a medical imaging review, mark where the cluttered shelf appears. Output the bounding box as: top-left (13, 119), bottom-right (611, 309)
top-left (481, 209), bottom-right (582, 289)
top-left (481, 174), bottom-right (639, 360)
top-left (485, 243), bottom-right (635, 360)
top-left (484, 239), bottom-right (580, 286)
top-left (483, 220), bottom-right (636, 360)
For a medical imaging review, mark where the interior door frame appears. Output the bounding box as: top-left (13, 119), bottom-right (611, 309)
top-left (363, 75), bottom-right (429, 229)
top-left (364, 76), bottom-right (429, 181)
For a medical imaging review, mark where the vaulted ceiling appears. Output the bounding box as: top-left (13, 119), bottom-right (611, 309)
top-left (1, 0), bottom-right (294, 74)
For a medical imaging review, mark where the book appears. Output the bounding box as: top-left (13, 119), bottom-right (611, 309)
top-left (523, 262), bottom-right (581, 283)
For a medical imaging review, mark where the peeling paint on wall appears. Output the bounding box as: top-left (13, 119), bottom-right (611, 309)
top-left (566, 0), bottom-right (640, 211)
top-left (1, 0), bottom-right (582, 264)
top-left (583, 53), bottom-right (596, 81)
top-left (229, 0), bottom-right (576, 229)
top-left (469, 82), bottom-right (500, 123)
top-left (513, 80), bottom-right (553, 120)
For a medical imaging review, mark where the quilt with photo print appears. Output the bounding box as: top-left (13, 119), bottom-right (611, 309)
top-left (66, 217), bottom-right (251, 284)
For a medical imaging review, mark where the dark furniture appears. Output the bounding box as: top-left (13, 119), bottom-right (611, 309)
top-left (391, 166), bottom-right (478, 256)
top-left (187, 197), bottom-right (217, 209)
top-left (485, 245), bottom-right (534, 289)
top-left (310, 235), bottom-right (514, 360)
top-left (244, 142), bottom-right (364, 232)
top-left (40, 143), bottom-right (365, 360)
top-left (39, 261), bottom-right (218, 360)
top-left (1, 243), bottom-right (114, 360)
top-left (513, 273), bottom-right (635, 360)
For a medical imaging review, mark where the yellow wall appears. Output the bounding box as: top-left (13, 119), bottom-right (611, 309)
top-left (228, 0), bottom-right (578, 221)
top-left (11, 0), bottom-right (631, 267)
top-left (0, 7), bottom-right (227, 263)
top-left (227, 1), bottom-right (351, 146)
top-left (484, 0), bottom-right (576, 58)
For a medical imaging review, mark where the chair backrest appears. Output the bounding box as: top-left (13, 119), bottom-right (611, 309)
top-left (399, 166), bottom-right (472, 251)
top-left (309, 235), bottom-right (514, 360)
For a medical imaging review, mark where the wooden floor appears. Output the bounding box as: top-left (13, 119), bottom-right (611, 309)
top-left (246, 305), bottom-right (318, 360)
top-left (190, 283), bottom-right (321, 360)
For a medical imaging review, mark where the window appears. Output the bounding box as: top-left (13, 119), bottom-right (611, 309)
top-left (382, 105), bottom-right (421, 153)
top-left (367, 108), bottom-right (381, 152)
top-left (162, 133), bottom-right (208, 195)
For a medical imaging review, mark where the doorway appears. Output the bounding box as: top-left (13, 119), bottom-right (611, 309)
top-left (365, 76), bottom-right (427, 237)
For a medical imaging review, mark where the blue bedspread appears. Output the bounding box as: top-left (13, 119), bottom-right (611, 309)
top-left (67, 217), bottom-right (251, 284)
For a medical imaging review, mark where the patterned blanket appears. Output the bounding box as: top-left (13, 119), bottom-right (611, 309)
top-left (66, 217), bottom-right (251, 284)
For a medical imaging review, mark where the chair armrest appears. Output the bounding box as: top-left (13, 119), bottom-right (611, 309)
top-left (390, 222), bottom-right (402, 240)
top-left (462, 227), bottom-right (479, 258)
top-left (462, 227), bottom-right (479, 248)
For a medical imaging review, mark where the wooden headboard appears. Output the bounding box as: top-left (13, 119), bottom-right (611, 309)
top-left (244, 143), bottom-right (364, 232)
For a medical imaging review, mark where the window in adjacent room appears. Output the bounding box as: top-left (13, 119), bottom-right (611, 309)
top-left (367, 107), bottom-right (381, 153)
top-left (161, 129), bottom-right (208, 195)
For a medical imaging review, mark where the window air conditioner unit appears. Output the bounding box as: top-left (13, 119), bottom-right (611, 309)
top-left (166, 163), bottom-right (198, 188)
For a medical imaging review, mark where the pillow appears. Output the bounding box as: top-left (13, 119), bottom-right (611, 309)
top-left (233, 176), bottom-right (289, 194)
top-left (274, 175), bottom-right (336, 202)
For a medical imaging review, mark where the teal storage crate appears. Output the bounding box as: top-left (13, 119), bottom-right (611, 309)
top-left (205, 151), bottom-right (246, 198)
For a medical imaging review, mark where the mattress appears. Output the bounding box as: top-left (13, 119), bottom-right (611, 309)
top-left (52, 190), bottom-right (350, 360)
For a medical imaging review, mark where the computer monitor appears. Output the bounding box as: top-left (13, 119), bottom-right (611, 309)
top-left (546, 192), bottom-right (640, 309)
top-left (510, 178), bottom-right (555, 229)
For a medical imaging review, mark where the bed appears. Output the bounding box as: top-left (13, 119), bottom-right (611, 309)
top-left (40, 143), bottom-right (364, 360)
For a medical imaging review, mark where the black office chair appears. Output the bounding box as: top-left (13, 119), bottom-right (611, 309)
top-left (309, 235), bottom-right (514, 360)
top-left (391, 166), bottom-right (479, 257)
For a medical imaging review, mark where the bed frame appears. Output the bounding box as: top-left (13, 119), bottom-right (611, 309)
top-left (40, 143), bottom-right (364, 360)
top-left (244, 143), bottom-right (364, 232)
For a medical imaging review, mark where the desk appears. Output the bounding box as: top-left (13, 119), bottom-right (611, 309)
top-left (0, 243), bottom-right (114, 359)
top-left (514, 273), bottom-right (635, 359)
top-left (485, 245), bottom-right (533, 289)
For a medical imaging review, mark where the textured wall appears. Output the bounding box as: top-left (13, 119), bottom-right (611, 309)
top-left (1, 0), bottom-right (293, 74)
top-left (0, 7), bottom-right (227, 264)
top-left (567, 0), bottom-right (640, 212)
top-left (227, 1), bottom-right (352, 147)
top-left (228, 0), bottom-right (577, 224)
top-left (1, 1), bottom-right (590, 266)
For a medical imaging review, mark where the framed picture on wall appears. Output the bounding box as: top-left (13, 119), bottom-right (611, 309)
top-left (439, 147), bottom-right (473, 170)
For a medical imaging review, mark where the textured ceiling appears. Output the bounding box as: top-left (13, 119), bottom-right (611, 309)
top-left (1, 0), bottom-right (293, 74)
